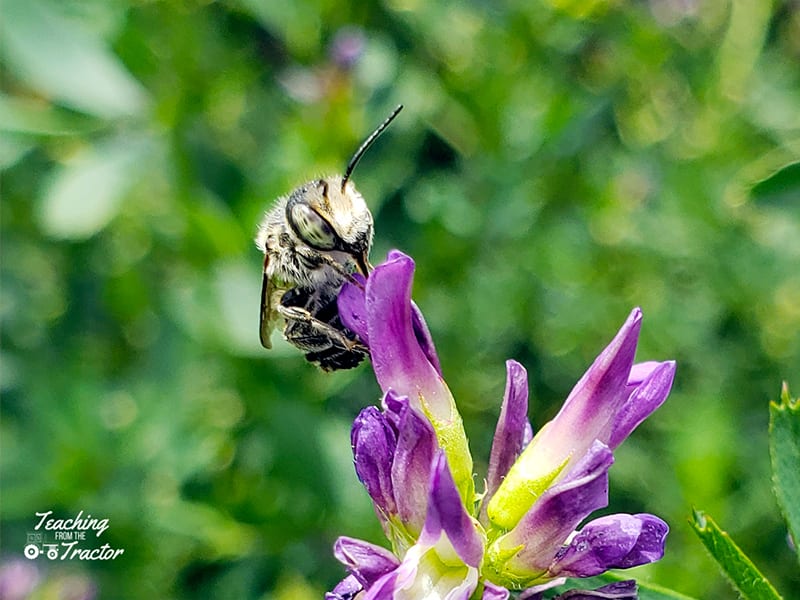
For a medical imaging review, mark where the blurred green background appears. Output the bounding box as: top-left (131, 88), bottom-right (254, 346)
top-left (1, 0), bottom-right (799, 598)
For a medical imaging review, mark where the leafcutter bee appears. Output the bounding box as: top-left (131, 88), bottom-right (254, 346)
top-left (256, 105), bottom-right (402, 371)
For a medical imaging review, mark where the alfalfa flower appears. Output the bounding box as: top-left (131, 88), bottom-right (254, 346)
top-left (331, 251), bottom-right (675, 598)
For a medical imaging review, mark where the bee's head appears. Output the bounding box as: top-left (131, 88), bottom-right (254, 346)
top-left (284, 105), bottom-right (403, 275)
top-left (285, 179), bottom-right (373, 274)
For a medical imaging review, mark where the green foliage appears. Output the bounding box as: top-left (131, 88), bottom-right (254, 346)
top-left (686, 386), bottom-right (800, 600)
top-left (690, 510), bottom-right (783, 600)
top-left (2, 0), bottom-right (799, 597)
top-left (770, 384), bottom-right (800, 565)
top-left (751, 162), bottom-right (800, 208)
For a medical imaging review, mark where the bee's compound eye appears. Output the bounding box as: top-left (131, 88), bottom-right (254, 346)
top-left (290, 204), bottom-right (337, 250)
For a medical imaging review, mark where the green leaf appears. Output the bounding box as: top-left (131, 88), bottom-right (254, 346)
top-left (770, 382), bottom-right (800, 564)
top-left (0, 93), bottom-right (99, 136)
top-left (0, 0), bottom-right (149, 119)
top-left (635, 580), bottom-right (699, 600)
top-left (233, 0), bottom-right (322, 56)
top-left (213, 259), bottom-right (264, 357)
top-left (750, 161), bottom-right (800, 207)
top-left (690, 509), bottom-right (783, 600)
top-left (0, 133), bottom-right (35, 169)
top-left (37, 135), bottom-right (153, 240)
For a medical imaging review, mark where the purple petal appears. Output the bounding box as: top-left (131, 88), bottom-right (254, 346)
top-left (361, 521), bottom-right (481, 599)
top-left (411, 300), bottom-right (442, 376)
top-left (338, 276), bottom-right (369, 345)
top-left (385, 248), bottom-right (409, 262)
top-left (483, 581), bottom-right (511, 600)
top-left (628, 361), bottom-right (661, 386)
top-left (508, 309), bottom-right (642, 492)
top-left (422, 452), bottom-right (484, 568)
top-left (607, 361), bottom-right (676, 449)
top-left (483, 360), bottom-right (530, 520)
top-left (364, 540), bottom-right (478, 600)
top-left (351, 406), bottom-right (397, 518)
top-left (381, 390), bottom-right (404, 432)
top-left (549, 514), bottom-right (669, 578)
top-left (546, 308), bottom-right (641, 445)
top-left (362, 569), bottom-right (399, 600)
top-left (333, 537), bottom-right (400, 588)
top-left (554, 580), bottom-right (638, 599)
top-left (389, 394), bottom-right (437, 535)
top-left (498, 441), bottom-right (613, 574)
top-left (365, 252), bottom-right (451, 420)
top-left (518, 578), bottom-right (568, 599)
top-left (326, 574), bottom-right (362, 600)
top-left (518, 580), bottom-right (637, 600)
top-left (522, 420), bottom-right (533, 447)
top-left (386, 250), bottom-right (442, 374)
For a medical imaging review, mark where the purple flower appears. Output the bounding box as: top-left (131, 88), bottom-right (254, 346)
top-left (360, 452), bottom-right (484, 599)
top-left (338, 251), bottom-right (448, 417)
top-left (340, 251), bottom-right (474, 502)
top-left (332, 251), bottom-right (675, 597)
top-left (329, 26), bottom-right (366, 70)
top-left (521, 579), bottom-right (639, 600)
top-left (351, 392), bottom-right (438, 551)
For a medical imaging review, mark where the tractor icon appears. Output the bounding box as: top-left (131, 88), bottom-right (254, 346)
top-left (23, 538), bottom-right (59, 560)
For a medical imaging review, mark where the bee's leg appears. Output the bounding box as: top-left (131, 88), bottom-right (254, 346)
top-left (276, 304), bottom-right (368, 353)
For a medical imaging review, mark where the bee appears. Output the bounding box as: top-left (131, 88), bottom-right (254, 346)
top-left (256, 105), bottom-right (402, 371)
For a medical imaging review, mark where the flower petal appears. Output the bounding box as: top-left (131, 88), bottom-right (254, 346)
top-left (365, 252), bottom-right (449, 419)
top-left (338, 275), bottom-right (369, 345)
top-left (487, 441), bottom-right (613, 583)
top-left (366, 251), bottom-right (474, 504)
top-left (334, 537), bottom-right (401, 588)
top-left (411, 299), bottom-right (442, 376)
top-left (341, 250), bottom-right (442, 375)
top-left (488, 309), bottom-right (642, 530)
top-left (385, 247), bottom-right (444, 376)
top-left (326, 574), bottom-right (363, 600)
top-left (422, 452), bottom-right (484, 568)
top-left (549, 513), bottom-right (668, 578)
top-left (362, 569), bottom-right (398, 600)
top-left (351, 405), bottom-right (397, 518)
top-left (483, 582), bottom-right (511, 600)
top-left (537, 580), bottom-right (638, 599)
top-left (482, 360), bottom-right (530, 522)
top-left (537, 307), bottom-right (642, 458)
top-left (357, 443), bottom-right (483, 599)
top-left (517, 578), bottom-right (568, 599)
top-left (607, 360), bottom-right (675, 449)
top-left (367, 551), bottom-right (478, 600)
top-left (627, 361), bottom-right (661, 386)
top-left (388, 394), bottom-right (437, 538)
top-left (395, 543), bottom-right (479, 600)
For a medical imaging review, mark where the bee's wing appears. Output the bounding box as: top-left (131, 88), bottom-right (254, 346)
top-left (259, 254), bottom-right (277, 349)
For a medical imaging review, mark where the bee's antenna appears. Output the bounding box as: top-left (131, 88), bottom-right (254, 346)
top-left (341, 104), bottom-right (403, 192)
